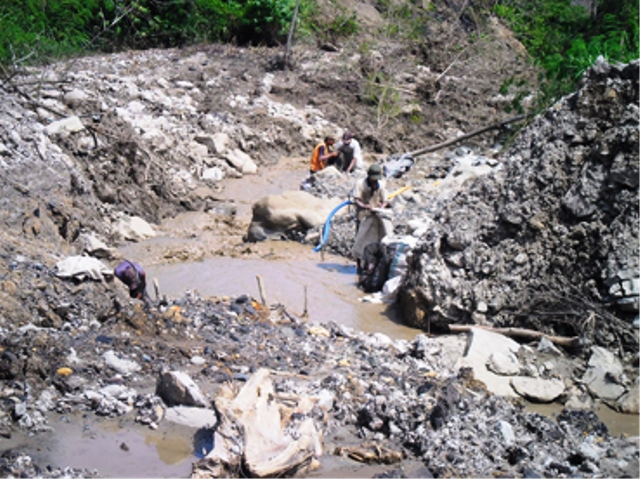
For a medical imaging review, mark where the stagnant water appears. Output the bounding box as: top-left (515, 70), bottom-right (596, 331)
top-left (144, 245), bottom-right (421, 340)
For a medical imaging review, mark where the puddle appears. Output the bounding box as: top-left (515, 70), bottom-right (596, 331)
top-left (2, 414), bottom-right (195, 478)
top-left (525, 402), bottom-right (640, 438)
top-left (110, 155), bottom-right (638, 475)
top-left (144, 249), bottom-right (422, 341)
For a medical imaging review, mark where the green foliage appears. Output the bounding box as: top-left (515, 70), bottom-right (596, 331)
top-left (364, 72), bottom-right (403, 131)
top-left (235, 0), bottom-right (297, 46)
top-left (0, 0), bottom-right (100, 65)
top-left (302, 0), bottom-right (359, 44)
top-left (376, 0), bottom-right (430, 41)
top-left (0, 0), bottom-right (303, 66)
top-left (493, 0), bottom-right (639, 103)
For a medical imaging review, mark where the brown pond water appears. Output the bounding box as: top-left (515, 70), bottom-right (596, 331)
top-left (143, 243), bottom-right (422, 340)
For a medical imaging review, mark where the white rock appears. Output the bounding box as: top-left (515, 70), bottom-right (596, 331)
top-left (582, 346), bottom-right (626, 401)
top-left (191, 356), bottom-right (206, 366)
top-left (63, 89), bottom-right (89, 108)
top-left (537, 337), bottom-right (562, 355)
top-left (202, 167), bottom-right (225, 182)
top-left (226, 148), bottom-right (257, 174)
top-left (103, 350), bottom-right (141, 375)
top-left (44, 116), bottom-right (84, 137)
top-left (499, 420), bottom-right (515, 446)
top-left (457, 327), bottom-right (521, 397)
top-left (487, 351), bottom-right (521, 376)
top-left (114, 215), bottom-right (156, 241)
top-left (157, 370), bottom-right (209, 408)
top-left (164, 406), bottom-right (218, 429)
top-left (510, 376), bottom-right (565, 403)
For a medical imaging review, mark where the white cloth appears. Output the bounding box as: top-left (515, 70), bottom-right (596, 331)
top-left (352, 177), bottom-right (388, 222)
top-left (353, 210), bottom-right (393, 260)
top-left (55, 255), bottom-right (113, 281)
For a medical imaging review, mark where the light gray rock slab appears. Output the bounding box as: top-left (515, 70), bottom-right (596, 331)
top-left (487, 351), bottom-right (521, 375)
top-left (510, 376), bottom-right (565, 403)
top-left (114, 215), bottom-right (157, 241)
top-left (226, 148), bottom-right (257, 174)
top-left (582, 346), bottom-right (626, 401)
top-left (45, 116), bottom-right (84, 137)
top-left (164, 405), bottom-right (218, 429)
top-left (103, 350), bottom-right (141, 375)
top-left (614, 383), bottom-right (639, 414)
top-left (457, 327), bottom-right (521, 397)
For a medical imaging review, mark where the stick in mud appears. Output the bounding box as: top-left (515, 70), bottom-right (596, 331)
top-left (153, 277), bottom-right (160, 301)
top-left (302, 285), bottom-right (308, 319)
top-left (256, 275), bottom-right (267, 305)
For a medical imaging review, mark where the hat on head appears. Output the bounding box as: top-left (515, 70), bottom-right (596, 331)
top-left (343, 131), bottom-right (354, 141)
top-left (367, 163), bottom-right (383, 180)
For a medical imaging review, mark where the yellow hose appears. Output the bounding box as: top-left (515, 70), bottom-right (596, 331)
top-left (387, 185), bottom-right (411, 200)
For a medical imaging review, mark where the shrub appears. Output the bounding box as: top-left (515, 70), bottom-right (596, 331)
top-left (0, 0), bottom-right (304, 66)
top-left (493, 0), bottom-right (639, 102)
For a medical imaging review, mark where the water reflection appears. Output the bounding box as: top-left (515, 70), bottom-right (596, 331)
top-left (145, 256), bottom-right (422, 341)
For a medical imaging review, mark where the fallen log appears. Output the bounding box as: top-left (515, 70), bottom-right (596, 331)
top-left (406, 114), bottom-right (531, 158)
top-left (447, 324), bottom-right (582, 350)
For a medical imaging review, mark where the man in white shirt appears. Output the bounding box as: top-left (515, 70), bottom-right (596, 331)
top-left (335, 131), bottom-right (363, 173)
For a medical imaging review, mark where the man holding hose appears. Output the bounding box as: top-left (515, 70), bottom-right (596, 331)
top-left (352, 163), bottom-right (391, 278)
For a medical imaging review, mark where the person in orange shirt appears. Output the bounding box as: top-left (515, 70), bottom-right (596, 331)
top-left (309, 135), bottom-right (339, 174)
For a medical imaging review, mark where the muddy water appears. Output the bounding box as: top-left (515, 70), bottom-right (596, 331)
top-left (143, 242), bottom-right (421, 340)
top-left (526, 402), bottom-right (640, 438)
top-left (120, 155), bottom-right (424, 341)
top-left (6, 413), bottom-right (195, 478)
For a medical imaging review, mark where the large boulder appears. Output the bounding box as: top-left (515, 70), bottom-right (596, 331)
top-left (246, 190), bottom-right (343, 242)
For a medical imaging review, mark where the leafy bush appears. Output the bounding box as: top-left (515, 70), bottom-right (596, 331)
top-left (301, 0), bottom-right (359, 44)
top-left (0, 0), bottom-right (303, 66)
top-left (0, 0), bottom-right (100, 65)
top-left (494, 0), bottom-right (639, 102)
top-left (235, 0), bottom-right (298, 46)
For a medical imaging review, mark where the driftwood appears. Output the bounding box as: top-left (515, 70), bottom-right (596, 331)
top-left (447, 324), bottom-right (582, 350)
top-left (406, 114), bottom-right (531, 158)
top-left (334, 443), bottom-right (404, 465)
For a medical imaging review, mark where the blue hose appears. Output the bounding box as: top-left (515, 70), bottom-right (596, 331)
top-left (314, 200), bottom-right (352, 252)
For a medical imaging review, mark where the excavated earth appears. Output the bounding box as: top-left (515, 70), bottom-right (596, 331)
top-left (0, 2), bottom-right (638, 477)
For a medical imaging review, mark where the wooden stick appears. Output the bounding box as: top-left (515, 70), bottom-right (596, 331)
top-left (406, 114), bottom-right (531, 158)
top-left (153, 277), bottom-right (160, 301)
top-left (435, 44), bottom-right (469, 83)
top-left (447, 324), bottom-right (581, 349)
top-left (256, 275), bottom-right (267, 305)
top-left (302, 285), bottom-right (308, 319)
top-left (284, 0), bottom-right (301, 68)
